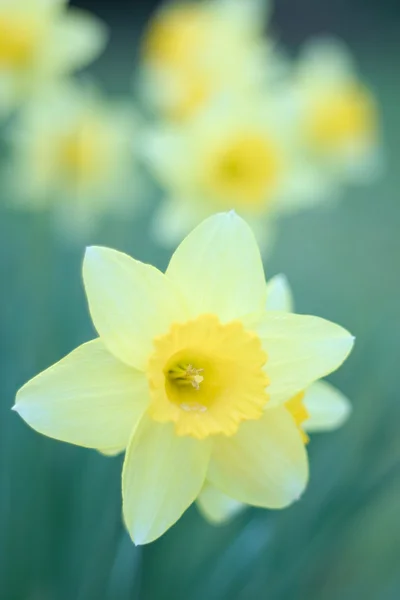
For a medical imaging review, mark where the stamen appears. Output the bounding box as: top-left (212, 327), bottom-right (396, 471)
top-left (186, 364), bottom-right (204, 390)
top-left (168, 363), bottom-right (204, 390)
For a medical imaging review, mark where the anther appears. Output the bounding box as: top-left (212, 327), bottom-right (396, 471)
top-left (168, 363), bottom-right (204, 390)
top-left (186, 364), bottom-right (204, 390)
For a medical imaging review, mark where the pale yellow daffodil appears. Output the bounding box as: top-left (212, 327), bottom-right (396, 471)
top-left (8, 81), bottom-right (141, 236)
top-left (14, 212), bottom-right (354, 544)
top-left (0, 0), bottom-right (107, 117)
top-left (138, 0), bottom-right (273, 121)
top-left (146, 96), bottom-right (325, 249)
top-left (196, 273), bottom-right (352, 524)
top-left (292, 37), bottom-right (381, 184)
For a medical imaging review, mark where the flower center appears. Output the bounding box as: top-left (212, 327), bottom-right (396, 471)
top-left (168, 362), bottom-right (204, 391)
top-left (147, 314), bottom-right (269, 439)
top-left (205, 133), bottom-right (281, 211)
top-left (305, 85), bottom-right (377, 152)
top-left (0, 16), bottom-right (40, 68)
top-left (58, 121), bottom-right (109, 186)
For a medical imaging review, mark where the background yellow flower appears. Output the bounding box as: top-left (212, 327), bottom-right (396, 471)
top-left (6, 81), bottom-right (143, 236)
top-left (0, 0), bottom-right (107, 116)
top-left (292, 37), bottom-right (382, 184)
top-left (138, 0), bottom-right (272, 121)
top-left (145, 95), bottom-right (326, 248)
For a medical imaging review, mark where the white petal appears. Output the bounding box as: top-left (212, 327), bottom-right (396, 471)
top-left (14, 339), bottom-right (148, 449)
top-left (265, 274), bottom-right (294, 312)
top-left (208, 406), bottom-right (308, 508)
top-left (83, 246), bottom-right (187, 369)
top-left (46, 9), bottom-right (108, 74)
top-left (166, 212), bottom-right (267, 321)
top-left (196, 483), bottom-right (245, 524)
top-left (98, 447), bottom-right (125, 457)
top-left (244, 311), bottom-right (354, 405)
top-left (303, 380), bottom-right (352, 431)
top-left (122, 416), bottom-right (211, 544)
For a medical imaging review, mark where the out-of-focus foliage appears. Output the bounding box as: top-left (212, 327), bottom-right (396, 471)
top-left (0, 0), bottom-right (399, 598)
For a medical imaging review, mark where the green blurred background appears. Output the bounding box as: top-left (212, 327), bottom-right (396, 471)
top-left (1, 1), bottom-right (400, 598)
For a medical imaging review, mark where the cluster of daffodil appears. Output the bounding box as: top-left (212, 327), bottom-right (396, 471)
top-left (1, 0), bottom-right (381, 244)
top-left (15, 212), bottom-right (354, 543)
top-left (8, 0), bottom-right (375, 545)
top-left (140, 0), bottom-right (381, 248)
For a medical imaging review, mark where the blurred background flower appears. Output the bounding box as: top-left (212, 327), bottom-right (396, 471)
top-left (1, 0), bottom-right (399, 599)
top-left (138, 0), bottom-right (272, 121)
top-left (144, 94), bottom-right (324, 248)
top-left (291, 37), bottom-right (382, 185)
top-left (0, 0), bottom-right (107, 117)
top-left (137, 0), bottom-right (381, 250)
top-left (5, 81), bottom-right (142, 236)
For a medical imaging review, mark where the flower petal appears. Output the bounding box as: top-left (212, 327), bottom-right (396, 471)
top-left (196, 483), bottom-right (245, 524)
top-left (265, 274), bottom-right (294, 312)
top-left (303, 380), bottom-right (352, 432)
top-left (243, 311), bottom-right (354, 405)
top-left (83, 246), bottom-right (187, 369)
top-left (14, 339), bottom-right (148, 449)
top-left (166, 212), bottom-right (267, 321)
top-left (208, 406), bottom-right (308, 508)
top-left (47, 9), bottom-right (108, 74)
top-left (122, 416), bottom-right (211, 544)
top-left (98, 447), bottom-right (125, 457)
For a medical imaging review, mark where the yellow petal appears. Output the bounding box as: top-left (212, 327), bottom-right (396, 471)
top-left (122, 415), bottom-right (211, 544)
top-left (14, 339), bottom-right (148, 449)
top-left (196, 483), bottom-right (245, 524)
top-left (244, 311), bottom-right (354, 405)
top-left (166, 212), bottom-right (267, 321)
top-left (83, 246), bottom-right (187, 369)
top-left (265, 274), bottom-right (294, 312)
top-left (303, 380), bottom-right (352, 431)
top-left (208, 406), bottom-right (308, 508)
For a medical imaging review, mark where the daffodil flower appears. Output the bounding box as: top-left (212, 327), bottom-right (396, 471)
top-left (138, 0), bottom-right (272, 121)
top-left (8, 81), bottom-right (141, 236)
top-left (146, 97), bottom-right (325, 249)
top-left (0, 0), bottom-right (107, 117)
top-left (293, 37), bottom-right (381, 184)
top-left (14, 212), bottom-right (354, 544)
top-left (197, 273), bottom-right (352, 525)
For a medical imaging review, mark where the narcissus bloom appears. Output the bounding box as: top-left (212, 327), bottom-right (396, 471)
top-left (14, 212), bottom-right (354, 544)
top-left (146, 97), bottom-right (323, 248)
top-left (197, 273), bottom-right (352, 524)
top-left (8, 81), bottom-right (140, 235)
top-left (0, 0), bottom-right (107, 117)
top-left (138, 0), bottom-right (271, 121)
top-left (293, 38), bottom-right (381, 184)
